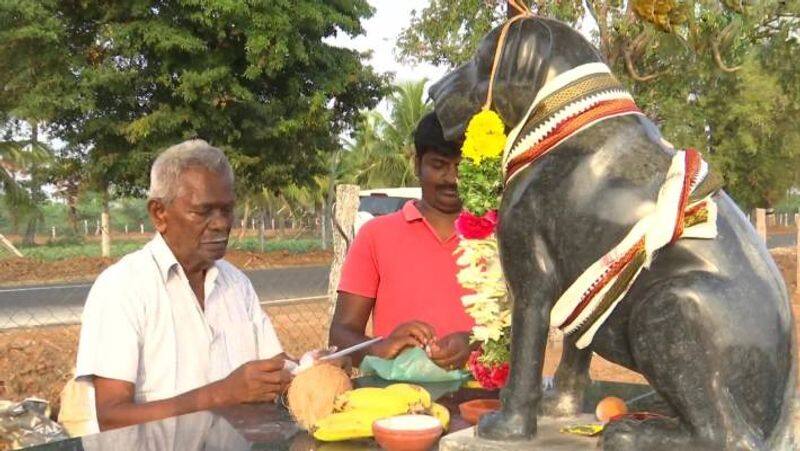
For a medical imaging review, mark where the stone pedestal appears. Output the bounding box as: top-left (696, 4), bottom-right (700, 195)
top-left (439, 415), bottom-right (600, 450)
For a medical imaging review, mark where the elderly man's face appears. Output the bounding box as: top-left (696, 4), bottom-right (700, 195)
top-left (150, 166), bottom-right (235, 272)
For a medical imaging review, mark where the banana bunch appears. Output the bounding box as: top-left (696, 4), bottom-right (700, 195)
top-left (312, 383), bottom-right (450, 442)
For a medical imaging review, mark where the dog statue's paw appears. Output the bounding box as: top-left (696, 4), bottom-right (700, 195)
top-left (476, 410), bottom-right (535, 441)
top-left (539, 390), bottom-right (582, 417)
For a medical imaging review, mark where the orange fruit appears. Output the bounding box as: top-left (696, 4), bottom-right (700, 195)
top-left (595, 396), bottom-right (628, 423)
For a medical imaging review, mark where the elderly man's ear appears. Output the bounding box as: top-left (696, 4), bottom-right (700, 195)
top-left (147, 199), bottom-right (168, 234)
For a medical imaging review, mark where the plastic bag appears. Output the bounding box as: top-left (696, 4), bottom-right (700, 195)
top-left (359, 347), bottom-right (469, 383)
top-left (0, 398), bottom-right (69, 449)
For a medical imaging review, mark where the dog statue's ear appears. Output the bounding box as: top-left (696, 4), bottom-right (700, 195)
top-left (490, 18), bottom-right (554, 133)
top-left (429, 17), bottom-right (553, 141)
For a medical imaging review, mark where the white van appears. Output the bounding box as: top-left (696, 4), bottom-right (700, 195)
top-left (355, 187), bottom-right (421, 233)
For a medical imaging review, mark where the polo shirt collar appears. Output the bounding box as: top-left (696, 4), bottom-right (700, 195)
top-left (149, 233), bottom-right (220, 286)
top-left (402, 200), bottom-right (423, 222)
top-left (401, 200), bottom-right (457, 244)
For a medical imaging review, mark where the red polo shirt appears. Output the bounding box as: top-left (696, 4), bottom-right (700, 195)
top-left (338, 201), bottom-right (474, 339)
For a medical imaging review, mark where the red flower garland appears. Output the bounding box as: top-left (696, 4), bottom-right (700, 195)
top-left (455, 210), bottom-right (499, 239)
top-left (467, 348), bottom-right (509, 390)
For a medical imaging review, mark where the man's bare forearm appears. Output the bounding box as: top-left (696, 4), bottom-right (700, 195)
top-left (329, 323), bottom-right (375, 365)
top-left (97, 379), bottom-right (231, 431)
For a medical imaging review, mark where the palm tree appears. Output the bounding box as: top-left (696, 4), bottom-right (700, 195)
top-left (0, 139), bottom-right (48, 207)
top-left (0, 132), bottom-right (50, 253)
top-left (240, 80), bottom-right (433, 250)
top-left (343, 79), bottom-right (433, 188)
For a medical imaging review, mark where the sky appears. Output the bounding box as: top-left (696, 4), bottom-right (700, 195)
top-left (327, 0), bottom-right (449, 89)
top-left (328, 1), bottom-right (598, 108)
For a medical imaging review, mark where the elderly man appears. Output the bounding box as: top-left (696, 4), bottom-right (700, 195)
top-left (74, 140), bottom-right (291, 431)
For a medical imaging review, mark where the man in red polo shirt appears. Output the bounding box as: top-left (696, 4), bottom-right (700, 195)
top-left (329, 112), bottom-right (474, 370)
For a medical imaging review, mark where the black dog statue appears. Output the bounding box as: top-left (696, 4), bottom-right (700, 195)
top-left (430, 16), bottom-right (796, 450)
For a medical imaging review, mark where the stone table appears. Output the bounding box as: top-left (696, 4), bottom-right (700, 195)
top-left (28, 379), bottom-right (656, 450)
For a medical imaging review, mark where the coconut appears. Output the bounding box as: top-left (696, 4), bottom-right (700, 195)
top-left (287, 363), bottom-right (353, 430)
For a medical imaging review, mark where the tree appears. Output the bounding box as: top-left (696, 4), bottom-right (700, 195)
top-left (397, 1), bottom-right (775, 76)
top-left (0, 119), bottom-right (51, 247)
top-left (397, 0), bottom-right (800, 209)
top-left (0, 0), bottom-right (67, 245)
top-left (2, 1), bottom-right (387, 255)
top-left (0, 124), bottom-right (49, 215)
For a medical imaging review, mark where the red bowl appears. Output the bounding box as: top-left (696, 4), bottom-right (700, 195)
top-left (372, 415), bottom-right (443, 451)
top-left (458, 399), bottom-right (501, 425)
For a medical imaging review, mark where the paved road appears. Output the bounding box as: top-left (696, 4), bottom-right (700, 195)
top-left (1, 231), bottom-right (795, 330)
top-left (767, 233), bottom-right (796, 249)
top-left (0, 265), bottom-right (330, 329)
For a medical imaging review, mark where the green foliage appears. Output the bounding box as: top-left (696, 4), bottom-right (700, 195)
top-left (398, 1), bottom-right (503, 67)
top-left (8, 240), bottom-right (144, 261)
top-left (229, 237), bottom-right (322, 254)
top-left (397, 0), bottom-right (584, 67)
top-left (1, 0), bottom-right (387, 204)
top-left (341, 80), bottom-right (433, 188)
top-left (775, 193), bottom-right (800, 214)
top-left (0, 226), bottom-right (323, 260)
top-left (701, 56), bottom-right (800, 209)
top-left (458, 157), bottom-right (503, 216)
top-left (398, 0), bottom-right (800, 209)
top-left (0, 192), bottom-right (155, 236)
top-left (478, 329), bottom-right (511, 366)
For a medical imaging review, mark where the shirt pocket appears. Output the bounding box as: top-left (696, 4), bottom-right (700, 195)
top-left (220, 321), bottom-right (259, 375)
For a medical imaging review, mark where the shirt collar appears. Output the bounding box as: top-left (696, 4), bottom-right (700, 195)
top-left (401, 200), bottom-right (458, 244)
top-left (149, 233), bottom-right (181, 282)
top-left (402, 200), bottom-right (423, 222)
top-left (149, 233), bottom-right (222, 288)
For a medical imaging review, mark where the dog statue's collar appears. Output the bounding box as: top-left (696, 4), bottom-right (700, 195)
top-left (551, 149), bottom-right (720, 349)
top-left (498, 63), bottom-right (721, 349)
top-left (503, 63), bottom-right (642, 182)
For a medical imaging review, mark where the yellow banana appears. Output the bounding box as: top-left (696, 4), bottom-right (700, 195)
top-left (428, 402), bottom-right (450, 430)
top-left (318, 385), bottom-right (439, 441)
top-left (333, 387), bottom-right (408, 414)
top-left (384, 383), bottom-right (432, 411)
top-left (312, 408), bottom-right (395, 442)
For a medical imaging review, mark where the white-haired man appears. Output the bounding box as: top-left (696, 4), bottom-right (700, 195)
top-left (73, 139), bottom-right (291, 431)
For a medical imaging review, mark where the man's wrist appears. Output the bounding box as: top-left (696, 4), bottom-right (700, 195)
top-left (203, 379), bottom-right (232, 409)
top-left (366, 341), bottom-right (383, 357)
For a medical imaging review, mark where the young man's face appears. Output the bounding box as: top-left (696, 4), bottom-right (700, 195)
top-left (416, 150), bottom-right (462, 214)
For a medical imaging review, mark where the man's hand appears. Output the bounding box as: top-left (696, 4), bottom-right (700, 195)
top-left (427, 332), bottom-right (472, 370)
top-left (369, 321), bottom-right (435, 359)
top-left (93, 357), bottom-right (293, 431)
top-left (217, 358), bottom-right (293, 405)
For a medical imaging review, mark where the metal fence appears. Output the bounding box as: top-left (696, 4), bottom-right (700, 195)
top-left (1, 210), bottom-right (799, 416)
top-left (0, 266), bottom-right (331, 415)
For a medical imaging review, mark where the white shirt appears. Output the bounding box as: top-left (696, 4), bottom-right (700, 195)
top-left (76, 234), bottom-right (283, 403)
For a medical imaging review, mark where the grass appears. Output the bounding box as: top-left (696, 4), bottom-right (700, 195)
top-left (1, 236), bottom-right (323, 261)
top-left (4, 240), bottom-right (145, 261)
top-left (228, 237), bottom-right (323, 253)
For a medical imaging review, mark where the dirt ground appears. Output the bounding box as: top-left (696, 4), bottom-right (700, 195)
top-left (0, 249), bottom-right (333, 286)
top-left (1, 247), bottom-right (797, 421)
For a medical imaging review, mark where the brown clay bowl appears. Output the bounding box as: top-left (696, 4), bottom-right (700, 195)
top-left (458, 398), bottom-right (502, 425)
top-left (372, 414), bottom-right (443, 451)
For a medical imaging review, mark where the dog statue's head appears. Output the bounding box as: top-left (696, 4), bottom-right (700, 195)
top-left (429, 16), bottom-right (604, 142)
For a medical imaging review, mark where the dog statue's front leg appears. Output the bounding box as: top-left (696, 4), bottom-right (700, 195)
top-left (541, 334), bottom-right (592, 417)
top-left (477, 297), bottom-right (552, 440)
top-left (477, 219), bottom-right (558, 440)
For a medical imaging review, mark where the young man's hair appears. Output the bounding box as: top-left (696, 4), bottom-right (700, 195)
top-left (414, 112), bottom-right (461, 158)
